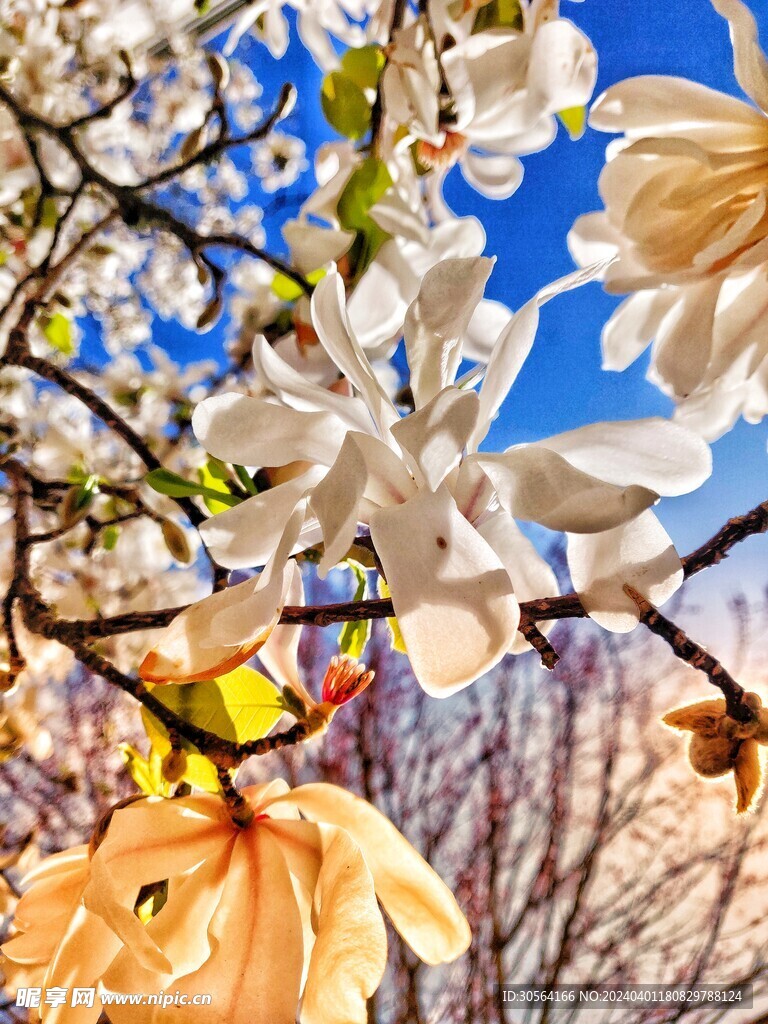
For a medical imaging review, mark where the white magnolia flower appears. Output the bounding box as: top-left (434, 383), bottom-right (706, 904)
top-left (382, 2), bottom-right (596, 200)
top-left (569, 0), bottom-right (768, 439)
top-left (143, 258), bottom-right (711, 695)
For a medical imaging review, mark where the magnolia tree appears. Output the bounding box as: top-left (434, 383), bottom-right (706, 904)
top-left (0, 0), bottom-right (768, 1020)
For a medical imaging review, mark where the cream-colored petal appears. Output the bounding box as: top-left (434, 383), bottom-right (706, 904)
top-left (192, 392), bottom-right (347, 468)
top-left (370, 484), bottom-right (519, 695)
top-left (300, 825), bottom-right (387, 1024)
top-left (84, 797), bottom-right (231, 974)
top-left (280, 784), bottom-right (471, 966)
top-left (403, 257), bottom-right (494, 409)
top-left (391, 388), bottom-right (480, 491)
top-left (476, 448), bottom-right (657, 533)
top-left (567, 509), bottom-right (684, 632)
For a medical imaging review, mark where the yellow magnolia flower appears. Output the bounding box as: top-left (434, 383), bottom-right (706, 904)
top-left (2, 846), bottom-right (123, 1024)
top-left (663, 694), bottom-right (768, 813)
top-left (6, 782), bottom-right (470, 1024)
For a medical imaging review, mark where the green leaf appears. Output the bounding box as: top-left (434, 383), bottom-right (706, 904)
top-left (337, 158), bottom-right (393, 276)
top-left (340, 45), bottom-right (386, 92)
top-left (558, 106), bottom-right (587, 140)
top-left (118, 742), bottom-right (168, 797)
top-left (321, 71), bottom-right (372, 141)
top-left (42, 312), bottom-right (74, 355)
top-left (101, 524), bottom-right (120, 551)
top-left (197, 462), bottom-right (239, 514)
top-left (146, 666), bottom-right (284, 745)
top-left (377, 577), bottom-right (407, 654)
top-left (145, 468), bottom-right (241, 508)
top-left (339, 562), bottom-right (371, 660)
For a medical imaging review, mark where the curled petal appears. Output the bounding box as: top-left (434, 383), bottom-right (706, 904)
top-left (663, 699), bottom-right (726, 736)
top-left (391, 388), bottom-right (480, 491)
top-left (276, 783), bottom-right (471, 966)
top-left (300, 825), bottom-right (387, 1024)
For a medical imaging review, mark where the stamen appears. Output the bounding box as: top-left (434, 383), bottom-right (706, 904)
top-left (321, 654), bottom-right (375, 706)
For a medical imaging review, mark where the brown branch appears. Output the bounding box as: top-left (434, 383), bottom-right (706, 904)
top-left (518, 620), bottom-right (560, 670)
top-left (623, 584), bottom-right (754, 724)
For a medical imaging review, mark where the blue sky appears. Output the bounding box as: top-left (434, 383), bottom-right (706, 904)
top-left (147, 2), bottom-right (768, 627)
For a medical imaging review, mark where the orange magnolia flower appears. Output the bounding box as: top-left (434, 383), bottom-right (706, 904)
top-left (5, 782), bottom-right (470, 1024)
top-left (663, 693), bottom-right (768, 813)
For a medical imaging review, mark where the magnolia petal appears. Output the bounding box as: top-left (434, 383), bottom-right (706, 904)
top-left (138, 576), bottom-right (282, 684)
top-left (193, 392), bottom-right (347, 470)
top-left (300, 825), bottom-right (387, 1024)
top-left (403, 257), bottom-right (494, 409)
top-left (102, 828), bottom-right (303, 1024)
top-left (654, 279), bottom-right (721, 398)
top-left (311, 272), bottom-right (399, 438)
top-left (460, 150), bottom-right (524, 200)
top-left (198, 469), bottom-right (323, 570)
top-left (252, 334), bottom-right (373, 434)
top-left (256, 568), bottom-right (305, 694)
top-left (711, 0), bottom-right (768, 116)
top-left (311, 433), bottom-right (368, 577)
top-left (463, 298), bottom-right (513, 362)
top-left (391, 388), bottom-right (480, 491)
top-left (84, 797), bottom-right (230, 974)
top-left (530, 418), bottom-right (712, 496)
top-left (734, 738), bottom-right (762, 813)
top-left (476, 448), bottom-right (657, 533)
top-left (262, 819), bottom-right (324, 896)
top-left (282, 220), bottom-right (354, 276)
top-left (589, 75), bottom-right (766, 144)
top-left (369, 484), bottom-right (519, 695)
top-left (527, 19), bottom-right (597, 115)
top-left (476, 510), bottom-right (560, 654)
top-left (43, 904), bottom-right (123, 1024)
top-left (280, 783), bottom-right (471, 966)
top-left (601, 290), bottom-right (678, 371)
top-left (311, 431), bottom-right (417, 576)
top-left (567, 509), bottom-right (684, 632)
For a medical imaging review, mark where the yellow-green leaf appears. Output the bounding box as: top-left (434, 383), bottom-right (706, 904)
top-left (340, 45), bottom-right (385, 92)
top-left (339, 562), bottom-right (371, 660)
top-left (321, 71), bottom-right (372, 141)
top-left (42, 312), bottom-right (74, 355)
top-left (118, 742), bottom-right (168, 797)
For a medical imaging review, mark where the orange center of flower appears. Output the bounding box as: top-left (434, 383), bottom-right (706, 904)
top-left (321, 654), bottom-right (375, 706)
top-left (416, 132), bottom-right (468, 172)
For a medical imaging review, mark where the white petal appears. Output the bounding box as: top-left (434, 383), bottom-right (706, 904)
top-left (192, 393), bottom-right (347, 468)
top-left (567, 510), bottom-right (683, 631)
top-left (475, 448), bottom-right (658, 533)
top-left (527, 19), bottom-right (597, 115)
top-left (404, 257), bottom-right (494, 409)
top-left (462, 298), bottom-right (514, 362)
top-left (198, 469), bottom-right (324, 569)
top-left (282, 220), bottom-right (354, 276)
top-left (252, 334), bottom-right (374, 433)
top-left (476, 510), bottom-right (560, 654)
top-left (601, 290), bottom-right (678, 371)
top-left (391, 388), bottom-right (480, 491)
top-left (257, 567), bottom-right (305, 693)
top-left (311, 271), bottom-right (399, 437)
top-left (369, 485), bottom-right (519, 695)
top-left (472, 261), bottom-right (609, 449)
top-left (530, 418), bottom-right (712, 496)
top-left (460, 150), bottom-right (524, 200)
top-left (653, 278), bottom-right (720, 398)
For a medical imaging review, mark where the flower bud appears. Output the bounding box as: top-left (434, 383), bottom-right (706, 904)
top-left (161, 519), bottom-right (193, 564)
top-left (688, 734), bottom-right (737, 778)
top-left (161, 748), bottom-right (188, 784)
